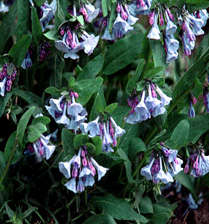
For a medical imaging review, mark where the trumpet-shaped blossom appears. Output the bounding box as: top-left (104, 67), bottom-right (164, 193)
top-left (198, 9), bottom-right (209, 26)
top-left (80, 3), bottom-right (100, 23)
top-left (59, 147), bottom-right (108, 193)
top-left (21, 52), bottom-right (32, 69)
top-left (133, 91), bottom-right (151, 122)
top-left (165, 11), bottom-right (177, 36)
top-left (145, 84), bottom-right (161, 112)
top-left (155, 86), bottom-right (172, 106)
top-left (45, 91), bottom-right (87, 132)
top-left (147, 14), bottom-right (161, 40)
top-left (188, 14), bottom-right (204, 36)
top-left (112, 13), bottom-right (133, 39)
top-left (80, 31), bottom-right (100, 55)
top-left (124, 5), bottom-right (138, 26)
top-left (85, 116), bottom-right (100, 138)
top-left (164, 35), bottom-right (179, 63)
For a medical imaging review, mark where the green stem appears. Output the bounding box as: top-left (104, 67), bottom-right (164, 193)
top-left (26, 69), bottom-right (29, 90)
top-left (0, 139), bottom-right (18, 184)
top-left (84, 189), bottom-right (88, 206)
top-left (36, 149), bottom-right (63, 179)
top-left (116, 118), bottom-right (126, 149)
top-left (133, 150), bottom-right (150, 178)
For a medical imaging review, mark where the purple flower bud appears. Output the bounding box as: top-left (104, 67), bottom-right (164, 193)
top-left (166, 8), bottom-right (174, 21)
top-left (82, 157), bottom-right (87, 167)
top-left (184, 164), bottom-right (189, 173)
top-left (149, 11), bottom-right (155, 25)
top-left (160, 12), bottom-right (164, 26)
top-left (188, 102), bottom-right (195, 117)
top-left (116, 3), bottom-right (121, 13)
top-left (72, 167), bottom-right (78, 177)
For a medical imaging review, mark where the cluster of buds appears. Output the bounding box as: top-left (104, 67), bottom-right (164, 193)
top-left (39, 42), bottom-right (51, 62)
top-left (102, 2), bottom-right (138, 40)
top-left (55, 20), bottom-right (99, 59)
top-left (147, 7), bottom-right (208, 63)
top-left (25, 134), bottom-right (56, 163)
top-left (184, 146), bottom-right (209, 178)
top-left (59, 146), bottom-right (108, 193)
top-left (45, 91), bottom-right (87, 133)
top-left (0, 63), bottom-right (17, 96)
top-left (188, 92), bottom-right (196, 118)
top-left (80, 116), bottom-right (125, 153)
top-left (141, 143), bottom-right (183, 184)
top-left (125, 83), bottom-right (172, 124)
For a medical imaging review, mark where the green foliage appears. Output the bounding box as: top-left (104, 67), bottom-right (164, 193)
top-left (103, 33), bottom-right (144, 75)
top-left (83, 214), bottom-right (117, 224)
top-left (126, 59), bottom-right (144, 95)
top-left (90, 194), bottom-right (148, 222)
top-left (74, 77), bottom-right (103, 104)
top-left (17, 106), bottom-right (35, 145)
top-left (31, 6), bottom-right (42, 44)
top-left (77, 55), bottom-right (104, 80)
top-left (9, 35), bottom-right (32, 66)
top-left (74, 134), bottom-right (89, 150)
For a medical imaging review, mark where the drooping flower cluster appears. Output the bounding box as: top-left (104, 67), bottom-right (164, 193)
top-left (39, 0), bottom-right (57, 31)
top-left (128, 0), bottom-right (152, 16)
top-left (55, 21), bottom-right (99, 59)
top-left (81, 116), bottom-right (125, 153)
top-left (39, 42), bottom-right (51, 62)
top-left (45, 91), bottom-right (87, 133)
top-left (125, 83), bottom-right (172, 124)
top-left (0, 63), bottom-right (17, 96)
top-left (59, 146), bottom-right (108, 193)
top-left (102, 2), bottom-right (138, 40)
top-left (25, 134), bottom-right (56, 163)
top-left (141, 143), bottom-right (183, 184)
top-left (55, 3), bottom-right (99, 60)
top-left (184, 147), bottom-right (209, 178)
top-left (147, 7), bottom-right (209, 63)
